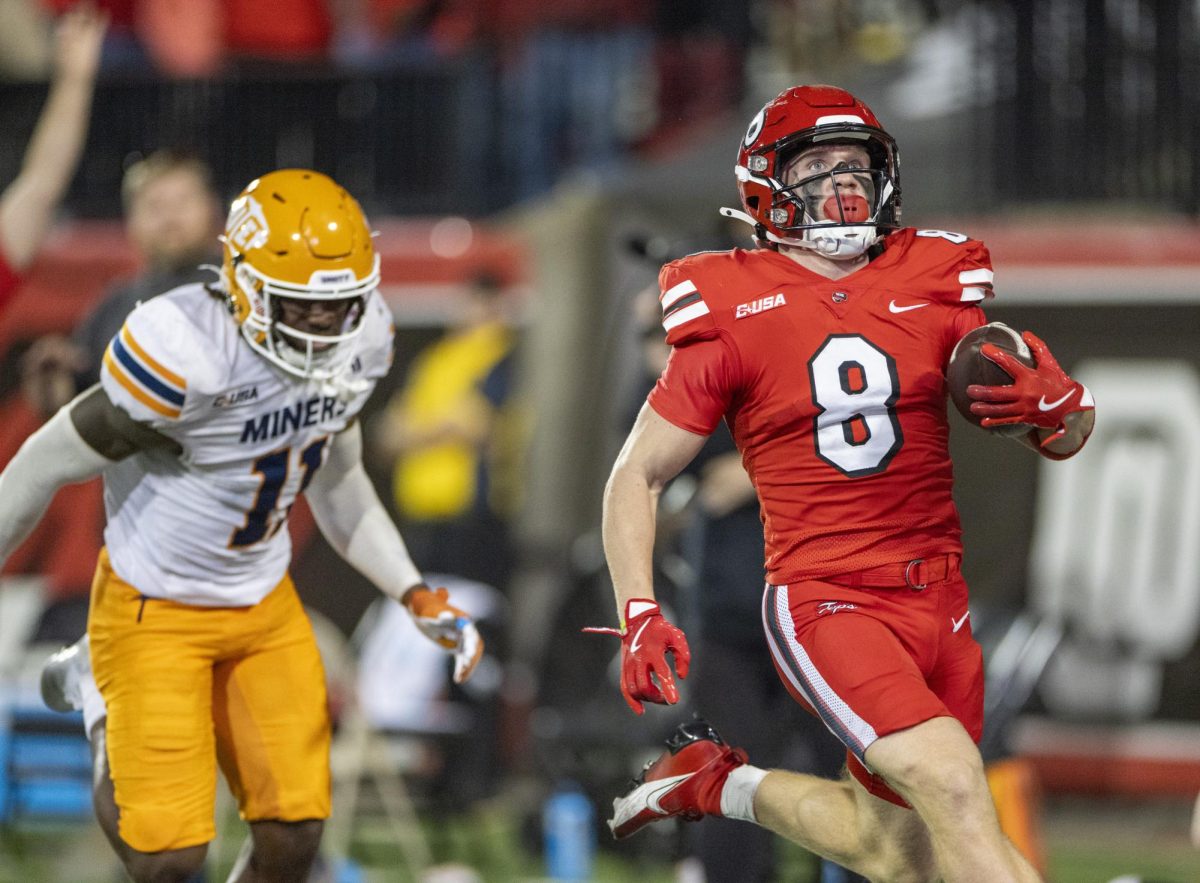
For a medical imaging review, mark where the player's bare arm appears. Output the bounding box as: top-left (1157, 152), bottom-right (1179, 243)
top-left (589, 404), bottom-right (707, 713)
top-left (70, 383), bottom-right (182, 459)
top-left (603, 403), bottom-right (709, 610)
top-left (304, 420), bottom-right (484, 683)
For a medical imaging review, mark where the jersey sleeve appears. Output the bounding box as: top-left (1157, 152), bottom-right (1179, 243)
top-left (646, 333), bottom-right (741, 436)
top-left (943, 304), bottom-right (989, 369)
top-left (956, 238), bottom-right (995, 305)
top-left (939, 236), bottom-right (993, 364)
top-left (901, 230), bottom-right (996, 307)
top-left (658, 260), bottom-right (719, 346)
top-left (101, 299), bottom-right (195, 427)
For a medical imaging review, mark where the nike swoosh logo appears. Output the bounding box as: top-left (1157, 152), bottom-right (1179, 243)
top-left (951, 611), bottom-right (970, 633)
top-left (1038, 390), bottom-right (1074, 412)
top-left (611, 772), bottom-right (692, 828)
top-left (629, 619), bottom-right (651, 653)
top-left (889, 300), bottom-right (929, 313)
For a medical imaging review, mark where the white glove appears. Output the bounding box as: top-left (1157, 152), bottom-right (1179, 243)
top-left (403, 586), bottom-right (484, 684)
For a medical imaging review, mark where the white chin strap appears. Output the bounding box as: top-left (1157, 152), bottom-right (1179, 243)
top-left (720, 207), bottom-right (876, 260)
top-left (790, 224), bottom-right (877, 260)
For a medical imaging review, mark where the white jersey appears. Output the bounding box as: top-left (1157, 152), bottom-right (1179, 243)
top-left (99, 282), bottom-right (394, 606)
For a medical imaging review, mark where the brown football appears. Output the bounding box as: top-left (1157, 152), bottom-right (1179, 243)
top-left (946, 322), bottom-right (1035, 434)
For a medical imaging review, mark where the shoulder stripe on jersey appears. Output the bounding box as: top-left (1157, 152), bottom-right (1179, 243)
top-left (105, 327), bottom-right (187, 418)
top-left (104, 347), bottom-right (181, 418)
top-left (121, 327), bottom-right (187, 391)
top-left (663, 290), bottom-right (703, 318)
top-left (662, 300), bottom-right (711, 332)
top-left (660, 279), bottom-right (699, 311)
top-left (111, 335), bottom-right (186, 406)
top-left (960, 286), bottom-right (993, 302)
top-left (958, 268), bottom-right (993, 285)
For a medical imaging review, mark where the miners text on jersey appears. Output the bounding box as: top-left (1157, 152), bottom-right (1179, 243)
top-left (239, 395), bottom-right (349, 444)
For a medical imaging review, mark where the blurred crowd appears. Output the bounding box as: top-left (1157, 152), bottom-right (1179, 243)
top-left (0, 0), bottom-right (758, 210)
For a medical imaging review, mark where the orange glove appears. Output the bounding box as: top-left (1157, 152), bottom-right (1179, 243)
top-left (403, 585), bottom-right (484, 684)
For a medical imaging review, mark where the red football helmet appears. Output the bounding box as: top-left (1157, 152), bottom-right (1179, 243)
top-left (725, 85), bottom-right (901, 259)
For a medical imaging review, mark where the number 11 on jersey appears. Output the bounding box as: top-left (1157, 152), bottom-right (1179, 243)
top-left (229, 437), bottom-right (328, 548)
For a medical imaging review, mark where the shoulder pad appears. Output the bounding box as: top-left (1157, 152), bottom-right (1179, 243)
top-left (100, 291), bottom-right (216, 425)
top-left (658, 250), bottom-right (755, 345)
top-left (889, 228), bottom-right (995, 306)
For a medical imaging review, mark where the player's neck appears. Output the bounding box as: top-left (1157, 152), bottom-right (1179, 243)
top-left (777, 244), bottom-right (869, 280)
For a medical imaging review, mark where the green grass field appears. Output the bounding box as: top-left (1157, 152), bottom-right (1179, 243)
top-left (1, 795), bottom-right (1197, 882)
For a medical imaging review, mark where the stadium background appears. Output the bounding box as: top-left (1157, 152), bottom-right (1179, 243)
top-left (0, 1), bottom-right (1197, 880)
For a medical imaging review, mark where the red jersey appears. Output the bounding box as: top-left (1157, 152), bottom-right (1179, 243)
top-left (647, 228), bottom-right (992, 584)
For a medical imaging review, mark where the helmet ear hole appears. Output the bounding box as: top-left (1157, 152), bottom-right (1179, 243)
top-left (746, 196), bottom-right (759, 211)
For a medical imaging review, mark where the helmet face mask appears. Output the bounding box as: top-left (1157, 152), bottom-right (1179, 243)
top-left (221, 169), bottom-right (380, 384)
top-left (731, 86), bottom-right (901, 260)
top-left (272, 294), bottom-right (365, 357)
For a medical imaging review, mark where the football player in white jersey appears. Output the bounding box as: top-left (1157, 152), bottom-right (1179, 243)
top-left (0, 169), bottom-right (484, 882)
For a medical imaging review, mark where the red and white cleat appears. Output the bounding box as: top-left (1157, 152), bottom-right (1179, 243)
top-left (609, 719), bottom-right (748, 839)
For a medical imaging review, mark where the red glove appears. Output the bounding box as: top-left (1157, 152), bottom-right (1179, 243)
top-left (583, 599), bottom-right (691, 715)
top-left (968, 330), bottom-right (1094, 446)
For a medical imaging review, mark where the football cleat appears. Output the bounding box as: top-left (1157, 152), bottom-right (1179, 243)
top-left (40, 635), bottom-right (89, 713)
top-left (609, 719), bottom-right (748, 839)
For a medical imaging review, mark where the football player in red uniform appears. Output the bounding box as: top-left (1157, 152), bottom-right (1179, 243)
top-left (596, 86), bottom-right (1094, 882)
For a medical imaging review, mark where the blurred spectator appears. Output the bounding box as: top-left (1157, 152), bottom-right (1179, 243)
top-left (350, 0), bottom-right (482, 66)
top-left (0, 3), bottom-right (106, 311)
top-left (0, 1), bottom-right (53, 80)
top-left (647, 0), bottom-right (750, 150)
top-left (224, 0), bottom-right (333, 62)
top-left (134, 0), bottom-right (223, 77)
top-left (42, 0), bottom-right (151, 72)
top-left (224, 0), bottom-right (375, 67)
top-left (372, 273), bottom-right (518, 590)
top-left (21, 148), bottom-right (222, 415)
top-left (488, 0), bottom-right (655, 201)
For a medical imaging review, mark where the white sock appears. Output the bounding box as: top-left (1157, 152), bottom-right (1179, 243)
top-left (719, 764), bottom-right (768, 822)
top-left (80, 675), bottom-right (107, 741)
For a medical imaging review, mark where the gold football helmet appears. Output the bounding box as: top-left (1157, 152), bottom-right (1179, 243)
top-left (220, 169), bottom-right (380, 382)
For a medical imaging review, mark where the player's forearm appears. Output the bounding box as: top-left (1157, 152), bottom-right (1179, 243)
top-left (306, 432), bottom-right (424, 600)
top-left (0, 406), bottom-right (110, 562)
top-left (601, 463), bottom-right (662, 622)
